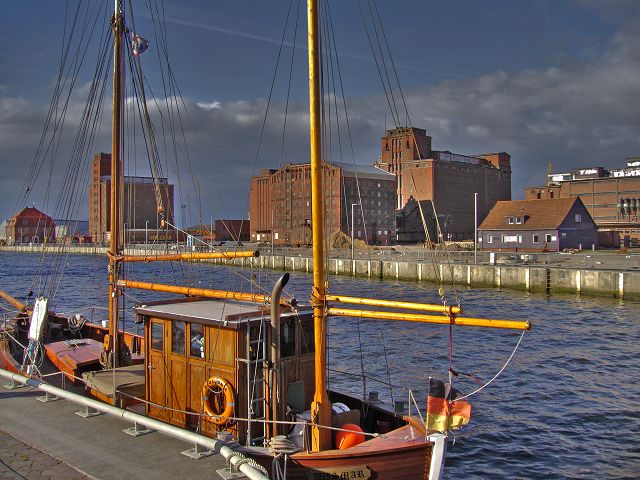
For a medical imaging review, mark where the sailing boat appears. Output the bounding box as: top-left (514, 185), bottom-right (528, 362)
top-left (0, 2), bottom-right (531, 479)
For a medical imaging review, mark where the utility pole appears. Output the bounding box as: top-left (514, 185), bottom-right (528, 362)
top-left (474, 192), bottom-right (478, 264)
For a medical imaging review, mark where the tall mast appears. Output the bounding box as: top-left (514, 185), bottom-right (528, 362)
top-left (108, 0), bottom-right (124, 373)
top-left (308, 0), bottom-right (331, 451)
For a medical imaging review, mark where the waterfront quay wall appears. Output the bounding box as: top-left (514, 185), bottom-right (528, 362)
top-left (1, 245), bottom-right (637, 300)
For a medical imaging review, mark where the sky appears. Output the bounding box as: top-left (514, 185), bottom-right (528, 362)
top-left (0, 0), bottom-right (639, 225)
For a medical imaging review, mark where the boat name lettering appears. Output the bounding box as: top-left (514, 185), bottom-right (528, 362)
top-left (307, 465), bottom-right (372, 480)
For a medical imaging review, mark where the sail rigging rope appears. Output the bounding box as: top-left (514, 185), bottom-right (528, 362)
top-left (455, 330), bottom-right (527, 402)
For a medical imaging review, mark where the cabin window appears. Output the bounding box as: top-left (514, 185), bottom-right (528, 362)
top-left (281, 316), bottom-right (296, 358)
top-left (300, 318), bottom-right (315, 354)
top-left (190, 323), bottom-right (205, 358)
top-left (151, 322), bottom-right (163, 351)
top-left (171, 320), bottom-right (186, 355)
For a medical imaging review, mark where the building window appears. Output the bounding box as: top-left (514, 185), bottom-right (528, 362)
top-left (515, 217), bottom-right (522, 224)
top-left (561, 232), bottom-right (567, 238)
top-left (508, 217), bottom-right (514, 224)
top-left (575, 214), bottom-right (582, 223)
top-left (517, 234), bottom-right (523, 243)
top-left (533, 234), bottom-right (539, 243)
top-left (487, 235), bottom-right (493, 244)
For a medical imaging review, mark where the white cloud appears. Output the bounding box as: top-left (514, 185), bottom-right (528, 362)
top-left (196, 101), bottom-right (221, 110)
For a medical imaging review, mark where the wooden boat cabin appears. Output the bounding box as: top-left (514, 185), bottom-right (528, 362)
top-left (134, 297), bottom-right (316, 445)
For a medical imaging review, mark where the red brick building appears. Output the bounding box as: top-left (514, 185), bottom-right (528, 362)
top-left (250, 163), bottom-right (396, 245)
top-left (6, 207), bottom-right (55, 245)
top-left (375, 127), bottom-right (511, 241)
top-left (215, 220), bottom-right (249, 242)
top-left (524, 157), bottom-right (640, 245)
top-left (88, 153), bottom-right (175, 243)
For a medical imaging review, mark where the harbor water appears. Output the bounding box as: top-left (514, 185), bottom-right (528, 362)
top-left (1, 252), bottom-right (638, 479)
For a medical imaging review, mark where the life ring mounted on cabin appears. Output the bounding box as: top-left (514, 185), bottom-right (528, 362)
top-left (202, 376), bottom-right (235, 425)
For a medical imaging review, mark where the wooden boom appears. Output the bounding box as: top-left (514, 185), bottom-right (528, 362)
top-left (326, 307), bottom-right (531, 331)
top-left (117, 279), bottom-right (287, 306)
top-left (324, 294), bottom-right (462, 315)
top-left (0, 289), bottom-right (28, 313)
top-left (118, 250), bottom-right (259, 262)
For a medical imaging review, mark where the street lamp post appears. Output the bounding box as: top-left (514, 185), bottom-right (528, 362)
top-left (351, 203), bottom-right (358, 260)
top-left (474, 192), bottom-right (478, 264)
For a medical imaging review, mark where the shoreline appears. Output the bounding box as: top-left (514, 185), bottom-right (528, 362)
top-left (2, 244), bottom-right (639, 300)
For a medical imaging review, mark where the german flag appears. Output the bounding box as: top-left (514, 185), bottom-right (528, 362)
top-left (426, 378), bottom-right (472, 433)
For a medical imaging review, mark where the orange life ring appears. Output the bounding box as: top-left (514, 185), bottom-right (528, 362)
top-left (202, 376), bottom-right (235, 425)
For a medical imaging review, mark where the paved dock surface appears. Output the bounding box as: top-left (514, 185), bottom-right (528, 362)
top-left (0, 431), bottom-right (90, 480)
top-left (0, 384), bottom-right (246, 480)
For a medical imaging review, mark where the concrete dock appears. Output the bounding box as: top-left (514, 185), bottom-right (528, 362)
top-left (3, 245), bottom-right (640, 300)
top-left (0, 383), bottom-right (245, 480)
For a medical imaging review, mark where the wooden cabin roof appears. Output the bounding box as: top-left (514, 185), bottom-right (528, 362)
top-left (135, 297), bottom-right (308, 327)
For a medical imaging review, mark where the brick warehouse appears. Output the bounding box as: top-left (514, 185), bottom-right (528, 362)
top-left (88, 153), bottom-right (175, 243)
top-left (524, 156), bottom-right (640, 245)
top-left (375, 127), bottom-right (512, 241)
top-left (250, 163), bottom-right (396, 245)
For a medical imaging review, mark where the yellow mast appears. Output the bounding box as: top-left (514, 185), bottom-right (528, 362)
top-left (308, 0), bottom-right (331, 452)
top-left (108, 0), bottom-right (124, 372)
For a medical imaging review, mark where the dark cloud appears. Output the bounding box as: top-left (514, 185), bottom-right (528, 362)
top-left (1, 7), bottom-right (638, 222)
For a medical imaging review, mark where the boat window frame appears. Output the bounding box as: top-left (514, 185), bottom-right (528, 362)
top-left (188, 322), bottom-right (205, 359)
top-left (171, 320), bottom-right (186, 356)
top-left (280, 315), bottom-right (296, 358)
top-left (299, 316), bottom-right (315, 355)
top-left (151, 321), bottom-right (164, 351)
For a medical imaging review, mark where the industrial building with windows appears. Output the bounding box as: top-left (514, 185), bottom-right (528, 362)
top-left (375, 127), bottom-right (512, 241)
top-left (524, 157), bottom-right (640, 245)
top-left (88, 153), bottom-right (175, 243)
top-left (249, 162), bottom-right (396, 245)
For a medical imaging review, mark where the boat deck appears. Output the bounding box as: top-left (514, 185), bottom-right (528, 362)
top-left (0, 382), bottom-right (247, 480)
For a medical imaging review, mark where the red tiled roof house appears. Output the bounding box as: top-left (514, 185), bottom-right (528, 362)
top-left (5, 207), bottom-right (56, 245)
top-left (478, 197), bottom-right (597, 252)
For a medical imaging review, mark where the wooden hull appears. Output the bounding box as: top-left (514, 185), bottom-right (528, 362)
top-left (247, 424), bottom-right (433, 480)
